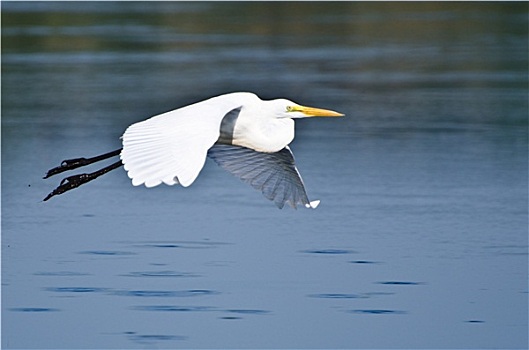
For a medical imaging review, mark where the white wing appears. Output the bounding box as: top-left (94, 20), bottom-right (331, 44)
top-left (207, 144), bottom-right (320, 209)
top-left (120, 93), bottom-right (254, 188)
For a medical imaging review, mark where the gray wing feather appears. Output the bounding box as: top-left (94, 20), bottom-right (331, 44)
top-left (207, 144), bottom-right (311, 209)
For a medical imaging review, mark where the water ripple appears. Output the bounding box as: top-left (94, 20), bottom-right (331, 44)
top-left (132, 305), bottom-right (270, 317)
top-left (113, 289), bottom-right (219, 298)
top-left (223, 309), bottom-right (270, 315)
top-left (125, 332), bottom-right (187, 344)
top-left (121, 271), bottom-right (199, 278)
top-left (132, 305), bottom-right (214, 312)
top-left (465, 320), bottom-right (485, 323)
top-left (78, 250), bottom-right (137, 256)
top-left (45, 287), bottom-right (107, 293)
top-left (308, 293), bottom-right (368, 299)
top-left (302, 249), bottom-right (355, 255)
top-left (348, 309), bottom-right (407, 315)
top-left (130, 240), bottom-right (230, 250)
top-left (10, 307), bottom-right (60, 312)
top-left (363, 292), bottom-right (396, 297)
top-left (376, 281), bottom-right (425, 286)
top-left (34, 271), bottom-right (91, 277)
top-left (140, 243), bottom-right (181, 249)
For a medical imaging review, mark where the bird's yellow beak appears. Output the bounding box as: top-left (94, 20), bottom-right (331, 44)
top-left (292, 105), bottom-right (344, 117)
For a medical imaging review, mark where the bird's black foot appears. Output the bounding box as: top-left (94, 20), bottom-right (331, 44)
top-left (43, 160), bottom-right (123, 201)
top-left (43, 173), bottom-right (93, 201)
top-left (44, 158), bottom-right (92, 179)
top-left (43, 149), bottom-right (122, 179)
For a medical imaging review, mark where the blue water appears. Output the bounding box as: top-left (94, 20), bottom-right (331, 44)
top-left (2, 2), bottom-right (527, 349)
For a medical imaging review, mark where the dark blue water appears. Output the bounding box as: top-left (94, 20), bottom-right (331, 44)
top-left (2, 2), bottom-right (527, 349)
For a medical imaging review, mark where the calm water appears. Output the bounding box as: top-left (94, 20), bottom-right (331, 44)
top-left (2, 2), bottom-right (528, 349)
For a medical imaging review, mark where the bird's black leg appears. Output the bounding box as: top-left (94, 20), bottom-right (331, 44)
top-left (44, 148), bottom-right (122, 179)
top-left (43, 160), bottom-right (123, 202)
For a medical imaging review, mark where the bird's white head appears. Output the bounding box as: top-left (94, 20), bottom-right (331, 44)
top-left (267, 98), bottom-right (344, 119)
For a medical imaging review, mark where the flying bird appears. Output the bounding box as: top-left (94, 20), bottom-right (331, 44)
top-left (43, 92), bottom-right (343, 209)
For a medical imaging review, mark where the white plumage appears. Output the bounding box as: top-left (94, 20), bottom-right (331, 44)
top-left (44, 92), bottom-right (343, 208)
top-left (121, 93), bottom-right (246, 187)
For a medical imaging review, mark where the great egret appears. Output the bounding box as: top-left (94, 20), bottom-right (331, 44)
top-left (43, 92), bottom-right (343, 209)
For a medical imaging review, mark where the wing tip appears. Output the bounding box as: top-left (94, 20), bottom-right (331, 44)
top-left (305, 200), bottom-right (320, 209)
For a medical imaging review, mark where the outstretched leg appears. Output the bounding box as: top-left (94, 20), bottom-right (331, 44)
top-left (43, 160), bottom-right (123, 201)
top-left (44, 148), bottom-right (122, 179)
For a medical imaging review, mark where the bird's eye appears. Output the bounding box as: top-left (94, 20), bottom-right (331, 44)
top-left (286, 106), bottom-right (294, 112)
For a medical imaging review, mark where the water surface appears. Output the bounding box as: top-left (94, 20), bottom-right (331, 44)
top-left (2, 2), bottom-right (527, 349)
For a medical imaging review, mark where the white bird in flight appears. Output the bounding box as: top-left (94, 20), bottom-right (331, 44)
top-left (43, 92), bottom-right (343, 209)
